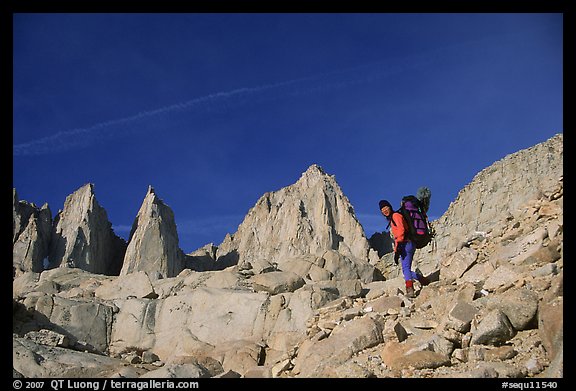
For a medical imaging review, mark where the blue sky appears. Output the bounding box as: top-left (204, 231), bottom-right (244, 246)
top-left (13, 13), bottom-right (563, 254)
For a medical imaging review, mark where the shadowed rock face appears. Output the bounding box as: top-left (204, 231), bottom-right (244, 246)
top-left (215, 164), bottom-right (371, 270)
top-left (120, 186), bottom-right (185, 279)
top-left (47, 184), bottom-right (126, 275)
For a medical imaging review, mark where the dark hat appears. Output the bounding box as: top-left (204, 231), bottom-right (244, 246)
top-left (379, 199), bottom-right (392, 210)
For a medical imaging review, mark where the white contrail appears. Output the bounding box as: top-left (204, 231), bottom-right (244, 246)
top-left (13, 30), bottom-right (535, 157)
top-left (13, 53), bottom-right (432, 156)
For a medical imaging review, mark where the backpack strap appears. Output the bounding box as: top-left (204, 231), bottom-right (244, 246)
top-left (389, 211), bottom-right (401, 228)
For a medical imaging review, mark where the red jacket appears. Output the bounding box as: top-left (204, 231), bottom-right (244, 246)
top-left (390, 212), bottom-right (409, 251)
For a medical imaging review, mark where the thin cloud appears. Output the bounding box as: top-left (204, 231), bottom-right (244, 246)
top-left (13, 33), bottom-right (527, 157)
top-left (356, 213), bottom-right (387, 237)
top-left (112, 224), bottom-right (132, 233)
top-left (177, 214), bottom-right (244, 236)
top-left (13, 55), bottom-right (429, 157)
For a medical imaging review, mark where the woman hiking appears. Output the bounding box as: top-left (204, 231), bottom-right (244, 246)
top-left (379, 199), bottom-right (429, 298)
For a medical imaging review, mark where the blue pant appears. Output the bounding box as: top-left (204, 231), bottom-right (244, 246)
top-left (397, 241), bottom-right (420, 281)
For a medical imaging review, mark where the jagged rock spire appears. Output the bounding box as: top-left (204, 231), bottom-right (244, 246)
top-left (120, 186), bottom-right (184, 279)
top-left (48, 183), bottom-right (126, 275)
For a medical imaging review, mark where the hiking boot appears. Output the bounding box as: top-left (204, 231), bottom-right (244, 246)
top-left (405, 280), bottom-right (416, 298)
top-left (406, 285), bottom-right (415, 298)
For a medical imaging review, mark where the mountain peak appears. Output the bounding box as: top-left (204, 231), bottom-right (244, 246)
top-left (215, 162), bottom-right (370, 268)
top-left (297, 164), bottom-right (333, 187)
top-left (303, 164), bottom-right (326, 176)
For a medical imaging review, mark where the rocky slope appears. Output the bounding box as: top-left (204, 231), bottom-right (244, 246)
top-left (13, 134), bottom-right (563, 378)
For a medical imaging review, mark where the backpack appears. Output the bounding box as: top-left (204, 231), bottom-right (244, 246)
top-left (391, 192), bottom-right (434, 249)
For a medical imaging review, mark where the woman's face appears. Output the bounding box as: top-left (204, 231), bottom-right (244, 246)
top-left (380, 205), bottom-right (392, 217)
